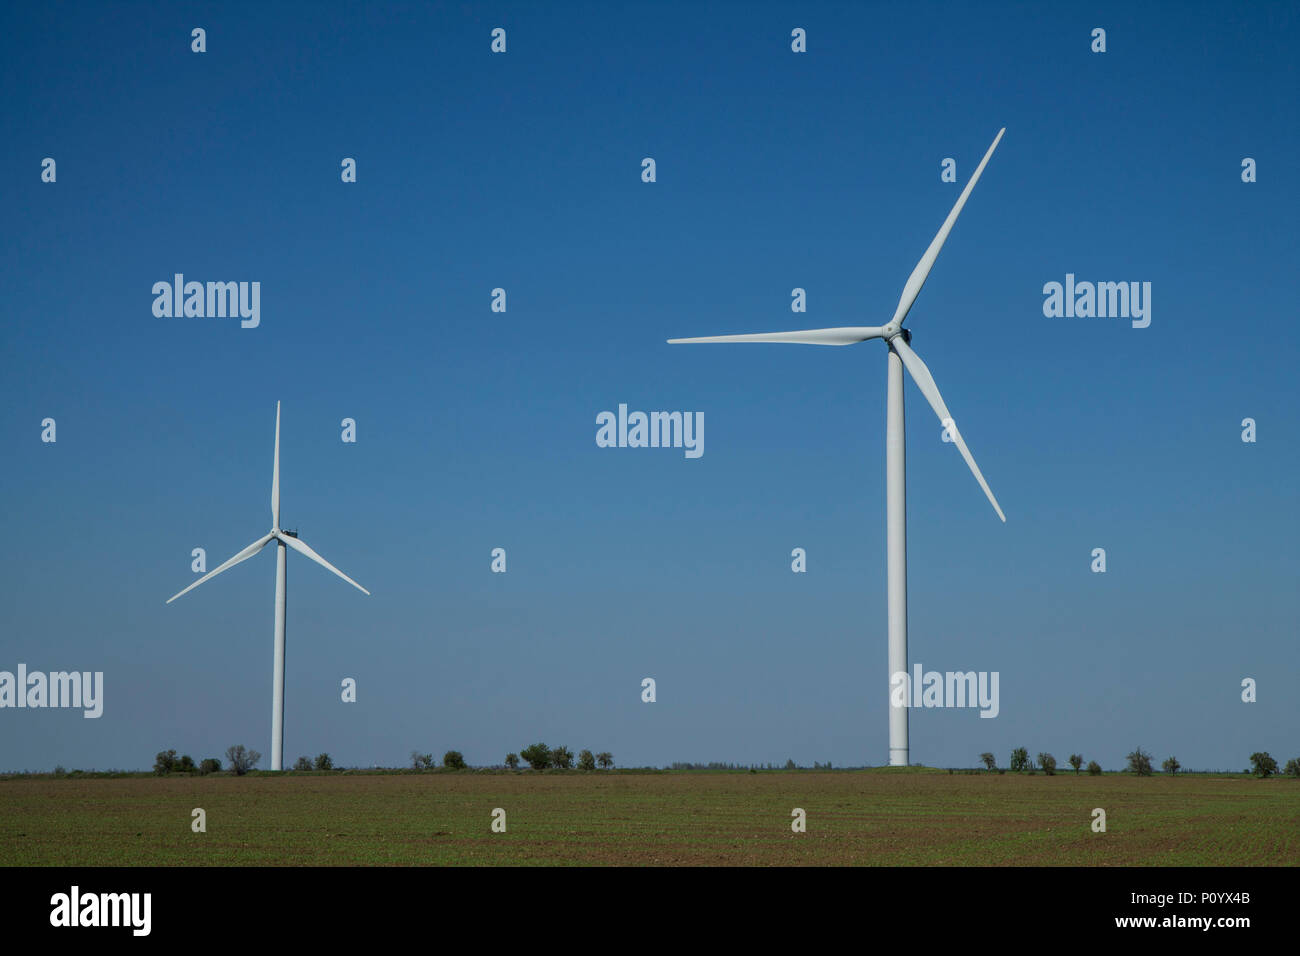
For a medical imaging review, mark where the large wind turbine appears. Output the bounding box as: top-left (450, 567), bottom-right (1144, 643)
top-left (166, 402), bottom-right (369, 771)
top-left (669, 129), bottom-right (1007, 767)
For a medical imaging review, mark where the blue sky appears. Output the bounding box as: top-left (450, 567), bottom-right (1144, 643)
top-left (1, 1), bottom-right (1296, 773)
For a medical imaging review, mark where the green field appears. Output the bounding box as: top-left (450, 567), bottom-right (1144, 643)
top-left (2, 768), bottom-right (1295, 866)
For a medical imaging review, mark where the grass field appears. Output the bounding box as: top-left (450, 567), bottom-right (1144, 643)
top-left (2, 768), bottom-right (1296, 866)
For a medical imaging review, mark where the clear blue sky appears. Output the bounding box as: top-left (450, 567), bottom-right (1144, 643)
top-left (1, 1), bottom-right (1296, 772)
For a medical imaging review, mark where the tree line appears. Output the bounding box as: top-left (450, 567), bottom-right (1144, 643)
top-left (153, 746), bottom-right (329, 775)
top-left (503, 744), bottom-right (612, 770)
top-left (148, 744), bottom-right (618, 774)
top-left (144, 744), bottom-right (1300, 777)
top-left (979, 747), bottom-right (1298, 778)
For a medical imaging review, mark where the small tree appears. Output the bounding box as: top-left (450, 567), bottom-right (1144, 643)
top-left (443, 750), bottom-right (467, 770)
top-left (596, 752), bottom-right (613, 770)
top-left (1037, 753), bottom-right (1056, 775)
top-left (1250, 752), bottom-right (1278, 778)
top-left (314, 753), bottom-right (333, 771)
top-left (551, 745), bottom-right (574, 770)
top-left (198, 758), bottom-right (222, 775)
top-left (1126, 748), bottom-right (1152, 776)
top-left (1069, 754), bottom-right (1083, 774)
top-left (578, 749), bottom-right (597, 771)
top-left (520, 743), bottom-right (551, 770)
top-left (1283, 758), bottom-right (1300, 778)
top-left (1162, 756), bottom-right (1180, 775)
top-left (225, 745), bottom-right (261, 776)
top-left (153, 749), bottom-right (178, 775)
top-left (1087, 760), bottom-right (1102, 776)
top-left (293, 756), bottom-right (313, 771)
top-left (1010, 748), bottom-right (1030, 772)
top-left (505, 753), bottom-right (520, 770)
top-left (980, 752), bottom-right (996, 771)
top-left (411, 751), bottom-right (434, 770)
top-left (177, 754), bottom-right (196, 772)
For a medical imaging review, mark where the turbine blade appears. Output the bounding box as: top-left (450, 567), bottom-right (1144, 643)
top-left (668, 327), bottom-right (885, 346)
top-left (271, 401), bottom-right (281, 528)
top-left (889, 128), bottom-right (1005, 327)
top-left (891, 337), bottom-right (1005, 522)
top-left (278, 533), bottom-right (370, 596)
top-left (166, 533), bottom-right (275, 603)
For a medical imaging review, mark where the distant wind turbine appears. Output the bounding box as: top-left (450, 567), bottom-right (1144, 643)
top-left (167, 402), bottom-right (369, 771)
top-left (668, 129), bottom-right (1008, 767)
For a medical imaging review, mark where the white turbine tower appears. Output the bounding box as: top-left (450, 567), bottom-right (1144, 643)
top-left (166, 402), bottom-right (369, 771)
top-left (669, 129), bottom-right (1007, 767)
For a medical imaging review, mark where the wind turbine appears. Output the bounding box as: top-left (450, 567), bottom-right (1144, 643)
top-left (668, 129), bottom-right (1007, 767)
top-left (166, 402), bottom-right (369, 771)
